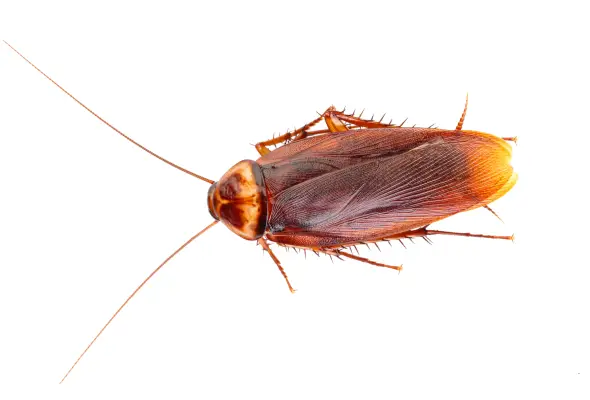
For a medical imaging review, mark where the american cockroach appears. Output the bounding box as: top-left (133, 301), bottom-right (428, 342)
top-left (4, 42), bottom-right (517, 382)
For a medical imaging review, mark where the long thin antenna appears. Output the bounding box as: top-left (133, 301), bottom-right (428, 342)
top-left (59, 220), bottom-right (219, 384)
top-left (3, 41), bottom-right (214, 184)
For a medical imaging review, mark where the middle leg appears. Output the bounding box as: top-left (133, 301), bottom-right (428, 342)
top-left (258, 238), bottom-right (296, 293)
top-left (321, 247), bottom-right (403, 271)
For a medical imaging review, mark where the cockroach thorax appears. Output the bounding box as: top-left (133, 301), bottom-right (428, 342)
top-left (207, 160), bottom-right (268, 240)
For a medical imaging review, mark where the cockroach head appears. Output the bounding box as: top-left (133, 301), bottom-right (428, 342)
top-left (207, 160), bottom-right (268, 240)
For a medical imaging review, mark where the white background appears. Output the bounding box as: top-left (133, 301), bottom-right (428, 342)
top-left (1, 1), bottom-right (588, 399)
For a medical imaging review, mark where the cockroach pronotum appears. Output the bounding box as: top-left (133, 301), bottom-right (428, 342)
top-left (4, 41), bottom-right (517, 382)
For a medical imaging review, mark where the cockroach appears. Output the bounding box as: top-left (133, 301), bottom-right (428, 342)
top-left (4, 42), bottom-right (517, 382)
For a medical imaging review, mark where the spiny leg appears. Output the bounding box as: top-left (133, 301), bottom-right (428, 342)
top-left (287, 105), bottom-right (402, 142)
top-left (396, 227), bottom-right (514, 241)
top-left (255, 105), bottom-right (399, 156)
top-left (255, 110), bottom-right (326, 156)
top-left (456, 93), bottom-right (469, 131)
top-left (321, 248), bottom-right (403, 271)
top-left (255, 106), bottom-right (349, 155)
top-left (258, 238), bottom-right (295, 293)
top-left (323, 105), bottom-right (349, 132)
top-left (327, 110), bottom-right (399, 130)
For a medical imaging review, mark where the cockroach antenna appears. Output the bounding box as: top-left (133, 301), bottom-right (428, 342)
top-left (58, 220), bottom-right (218, 384)
top-left (3, 41), bottom-right (220, 382)
top-left (3, 41), bottom-right (214, 184)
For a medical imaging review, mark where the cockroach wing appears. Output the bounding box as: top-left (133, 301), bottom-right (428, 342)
top-left (264, 130), bottom-right (516, 248)
top-left (258, 128), bottom-right (452, 194)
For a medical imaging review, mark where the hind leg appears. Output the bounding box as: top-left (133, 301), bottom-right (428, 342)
top-left (255, 106), bottom-right (399, 156)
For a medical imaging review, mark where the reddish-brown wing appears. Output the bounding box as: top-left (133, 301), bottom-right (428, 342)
top-left (258, 128), bottom-right (457, 194)
top-left (262, 129), bottom-right (516, 248)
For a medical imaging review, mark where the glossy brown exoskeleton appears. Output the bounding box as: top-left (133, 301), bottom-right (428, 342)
top-left (207, 104), bottom-right (516, 292)
top-left (5, 41), bottom-right (516, 382)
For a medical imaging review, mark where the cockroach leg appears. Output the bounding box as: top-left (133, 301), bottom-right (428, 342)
top-left (255, 112), bottom-right (326, 156)
top-left (255, 105), bottom-right (349, 155)
top-left (401, 227), bottom-right (514, 242)
top-left (328, 110), bottom-right (399, 130)
top-left (322, 249), bottom-right (403, 272)
top-left (502, 136), bottom-right (518, 144)
top-left (456, 93), bottom-right (469, 131)
top-left (323, 106), bottom-right (349, 132)
top-left (258, 238), bottom-right (295, 293)
top-left (255, 105), bottom-right (399, 156)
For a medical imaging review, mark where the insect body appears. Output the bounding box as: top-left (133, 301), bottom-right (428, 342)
top-left (4, 42), bottom-right (516, 382)
top-left (210, 105), bottom-right (516, 292)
